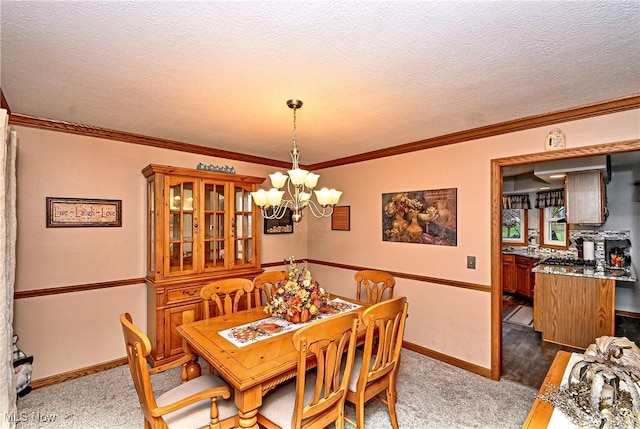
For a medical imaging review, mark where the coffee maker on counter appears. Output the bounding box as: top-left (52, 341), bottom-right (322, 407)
top-left (605, 238), bottom-right (632, 269)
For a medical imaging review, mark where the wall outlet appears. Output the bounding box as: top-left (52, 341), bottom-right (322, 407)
top-left (467, 256), bottom-right (476, 269)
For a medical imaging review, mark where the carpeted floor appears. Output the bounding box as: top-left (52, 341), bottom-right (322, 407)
top-left (16, 348), bottom-right (537, 428)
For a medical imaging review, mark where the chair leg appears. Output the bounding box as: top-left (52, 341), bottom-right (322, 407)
top-left (336, 409), bottom-right (345, 429)
top-left (386, 388), bottom-right (399, 429)
top-left (355, 399), bottom-right (366, 429)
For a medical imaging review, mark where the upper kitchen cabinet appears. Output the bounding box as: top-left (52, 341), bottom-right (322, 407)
top-left (565, 170), bottom-right (607, 225)
top-left (143, 164), bottom-right (265, 282)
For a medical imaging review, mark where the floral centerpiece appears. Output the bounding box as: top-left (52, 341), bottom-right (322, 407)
top-left (264, 257), bottom-right (330, 324)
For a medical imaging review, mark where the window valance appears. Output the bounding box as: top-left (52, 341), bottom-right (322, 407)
top-left (535, 189), bottom-right (564, 208)
top-left (502, 194), bottom-right (531, 210)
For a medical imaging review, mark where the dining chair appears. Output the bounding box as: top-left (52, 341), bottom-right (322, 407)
top-left (200, 278), bottom-right (256, 318)
top-left (252, 270), bottom-right (289, 305)
top-left (354, 270), bottom-right (396, 304)
top-left (119, 313), bottom-right (237, 429)
top-left (257, 312), bottom-right (360, 429)
top-left (345, 296), bottom-right (409, 429)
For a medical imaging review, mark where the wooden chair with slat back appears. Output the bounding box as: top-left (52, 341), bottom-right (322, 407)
top-left (119, 313), bottom-right (237, 429)
top-left (354, 270), bottom-right (396, 304)
top-left (252, 270), bottom-right (288, 306)
top-left (200, 278), bottom-right (256, 318)
top-left (345, 296), bottom-right (409, 429)
top-left (257, 312), bottom-right (360, 429)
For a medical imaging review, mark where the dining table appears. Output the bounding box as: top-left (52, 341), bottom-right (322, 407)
top-left (176, 296), bottom-right (367, 429)
top-left (522, 350), bottom-right (576, 429)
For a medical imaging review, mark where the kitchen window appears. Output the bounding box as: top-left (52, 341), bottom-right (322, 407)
top-left (502, 208), bottom-right (528, 245)
top-left (540, 206), bottom-right (568, 249)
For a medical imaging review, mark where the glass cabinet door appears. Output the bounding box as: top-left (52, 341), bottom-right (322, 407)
top-left (146, 177), bottom-right (156, 277)
top-left (232, 184), bottom-right (254, 267)
top-left (202, 181), bottom-right (227, 271)
top-left (166, 177), bottom-right (197, 275)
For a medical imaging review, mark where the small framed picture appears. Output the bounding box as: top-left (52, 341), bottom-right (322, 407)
top-left (46, 197), bottom-right (122, 228)
top-left (264, 208), bottom-right (294, 234)
top-left (331, 206), bottom-right (350, 231)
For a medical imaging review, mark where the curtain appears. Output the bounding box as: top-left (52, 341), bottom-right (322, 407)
top-left (0, 108), bottom-right (17, 428)
top-left (502, 194), bottom-right (531, 209)
top-left (535, 189), bottom-right (564, 208)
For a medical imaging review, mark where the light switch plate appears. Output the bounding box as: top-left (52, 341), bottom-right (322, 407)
top-left (467, 256), bottom-right (476, 269)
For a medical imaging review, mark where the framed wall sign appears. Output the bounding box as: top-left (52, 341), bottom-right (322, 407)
top-left (263, 208), bottom-right (294, 234)
top-left (46, 197), bottom-right (122, 227)
top-left (331, 206), bottom-right (350, 231)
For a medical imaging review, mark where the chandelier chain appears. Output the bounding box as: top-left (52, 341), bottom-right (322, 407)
top-left (291, 103), bottom-right (299, 169)
top-left (250, 99), bottom-right (342, 223)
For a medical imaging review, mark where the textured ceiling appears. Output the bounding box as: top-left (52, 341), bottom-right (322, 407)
top-left (1, 1), bottom-right (639, 165)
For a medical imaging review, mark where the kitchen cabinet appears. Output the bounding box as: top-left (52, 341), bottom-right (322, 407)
top-left (502, 254), bottom-right (536, 299)
top-left (565, 170), bottom-right (606, 224)
top-left (502, 254), bottom-right (516, 293)
top-left (533, 273), bottom-right (615, 349)
top-left (514, 256), bottom-right (535, 299)
top-left (142, 164), bottom-right (265, 365)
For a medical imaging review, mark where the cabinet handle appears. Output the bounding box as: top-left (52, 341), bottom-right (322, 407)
top-left (182, 288), bottom-right (198, 296)
top-left (194, 217), bottom-right (198, 231)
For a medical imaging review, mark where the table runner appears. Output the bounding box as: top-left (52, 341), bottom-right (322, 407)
top-left (218, 298), bottom-right (362, 348)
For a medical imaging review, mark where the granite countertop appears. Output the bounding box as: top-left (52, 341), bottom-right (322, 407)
top-left (532, 262), bottom-right (638, 282)
top-left (502, 248), bottom-right (542, 259)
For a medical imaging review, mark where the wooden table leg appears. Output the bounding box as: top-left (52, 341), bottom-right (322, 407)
top-left (181, 339), bottom-right (202, 382)
top-left (234, 385), bottom-right (262, 429)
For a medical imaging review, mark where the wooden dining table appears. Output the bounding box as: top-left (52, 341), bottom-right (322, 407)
top-left (522, 350), bottom-right (573, 428)
top-left (176, 297), bottom-right (367, 429)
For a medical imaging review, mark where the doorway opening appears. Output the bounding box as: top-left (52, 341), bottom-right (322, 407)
top-left (491, 140), bottom-right (640, 383)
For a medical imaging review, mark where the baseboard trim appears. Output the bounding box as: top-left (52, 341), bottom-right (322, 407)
top-left (30, 357), bottom-right (128, 390)
top-left (402, 340), bottom-right (493, 379)
top-left (616, 309), bottom-right (640, 319)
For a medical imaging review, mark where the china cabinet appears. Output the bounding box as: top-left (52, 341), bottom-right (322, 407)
top-left (142, 164), bottom-right (265, 365)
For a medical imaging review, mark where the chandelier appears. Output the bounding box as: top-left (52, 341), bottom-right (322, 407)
top-left (251, 99), bottom-right (342, 223)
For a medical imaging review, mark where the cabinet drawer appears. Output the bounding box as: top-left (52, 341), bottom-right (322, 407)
top-left (167, 285), bottom-right (202, 304)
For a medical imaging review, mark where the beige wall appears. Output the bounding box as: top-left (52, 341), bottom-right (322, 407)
top-left (12, 127), bottom-right (306, 380)
top-left (11, 108), bottom-right (640, 380)
top-left (308, 109), bottom-right (640, 368)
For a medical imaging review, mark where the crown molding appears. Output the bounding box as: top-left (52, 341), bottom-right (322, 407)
top-left (308, 94), bottom-right (640, 170)
top-left (7, 94), bottom-right (639, 169)
top-left (8, 113), bottom-right (292, 169)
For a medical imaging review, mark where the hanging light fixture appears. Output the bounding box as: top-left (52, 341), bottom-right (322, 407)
top-left (251, 99), bottom-right (342, 223)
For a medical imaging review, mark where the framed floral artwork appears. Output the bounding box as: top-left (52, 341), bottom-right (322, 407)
top-left (382, 188), bottom-right (457, 246)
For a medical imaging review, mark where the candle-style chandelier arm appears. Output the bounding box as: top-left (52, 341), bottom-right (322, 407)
top-left (260, 199), bottom-right (294, 220)
top-left (305, 198), bottom-right (335, 218)
top-left (251, 99), bottom-right (343, 223)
